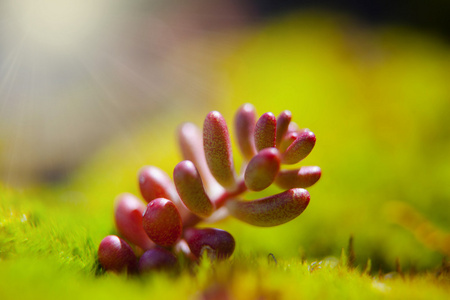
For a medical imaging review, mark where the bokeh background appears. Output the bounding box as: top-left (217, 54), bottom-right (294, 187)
top-left (1, 0), bottom-right (449, 272)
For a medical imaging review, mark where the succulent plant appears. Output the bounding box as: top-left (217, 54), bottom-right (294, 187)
top-left (98, 103), bottom-right (321, 274)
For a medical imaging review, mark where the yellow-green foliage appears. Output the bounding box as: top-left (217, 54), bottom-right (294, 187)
top-left (1, 10), bottom-right (450, 299)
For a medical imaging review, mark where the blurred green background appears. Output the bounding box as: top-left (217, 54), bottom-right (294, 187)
top-left (1, 1), bottom-right (450, 288)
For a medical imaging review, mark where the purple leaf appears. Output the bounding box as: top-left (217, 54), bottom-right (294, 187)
top-left (226, 188), bottom-right (310, 227)
top-left (203, 111), bottom-right (237, 190)
top-left (254, 112), bottom-right (277, 151)
top-left (244, 147), bottom-right (280, 191)
top-left (275, 166), bottom-right (322, 189)
top-left (98, 235), bottom-right (138, 274)
top-left (114, 193), bottom-right (154, 250)
top-left (275, 110), bottom-right (292, 147)
top-left (142, 198), bottom-right (183, 247)
top-left (281, 130), bottom-right (316, 164)
top-left (173, 160), bottom-right (214, 218)
top-left (139, 247), bottom-right (178, 273)
top-left (234, 103), bottom-right (257, 161)
top-left (184, 228), bottom-right (235, 260)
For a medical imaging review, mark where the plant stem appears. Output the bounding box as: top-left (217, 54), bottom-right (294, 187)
top-left (213, 180), bottom-right (247, 209)
top-left (181, 179), bottom-right (247, 227)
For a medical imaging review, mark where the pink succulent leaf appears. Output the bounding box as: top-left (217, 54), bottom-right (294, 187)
top-left (98, 235), bottom-right (138, 274)
top-left (203, 111), bottom-right (237, 190)
top-left (278, 131), bottom-right (298, 153)
top-left (226, 188), bottom-right (310, 227)
top-left (288, 121), bottom-right (299, 132)
top-left (142, 198), bottom-right (183, 247)
top-left (138, 247), bottom-right (178, 273)
top-left (138, 166), bottom-right (178, 203)
top-left (275, 110), bottom-right (292, 147)
top-left (281, 130), bottom-right (316, 164)
top-left (178, 122), bottom-right (224, 195)
top-left (234, 103), bottom-right (257, 161)
top-left (138, 166), bottom-right (192, 221)
top-left (254, 112), bottom-right (277, 152)
top-left (279, 128), bottom-right (312, 152)
top-left (184, 228), bottom-right (235, 260)
top-left (244, 147), bottom-right (281, 191)
top-left (114, 193), bottom-right (154, 250)
top-left (173, 160), bottom-right (214, 218)
top-left (275, 166), bottom-right (322, 189)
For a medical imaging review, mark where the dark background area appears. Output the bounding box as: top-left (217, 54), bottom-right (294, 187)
top-left (250, 0), bottom-right (450, 39)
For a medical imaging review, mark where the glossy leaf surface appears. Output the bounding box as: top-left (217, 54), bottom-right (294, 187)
top-left (281, 130), bottom-right (316, 164)
top-left (139, 166), bottom-right (177, 203)
top-left (226, 188), bottom-right (310, 227)
top-left (114, 193), bottom-right (154, 250)
top-left (203, 111), bottom-right (237, 190)
top-left (142, 198), bottom-right (182, 247)
top-left (254, 112), bottom-right (277, 151)
top-left (173, 160), bottom-right (214, 218)
top-left (244, 147), bottom-right (280, 191)
top-left (275, 166), bottom-right (322, 189)
top-left (178, 122), bottom-right (222, 193)
top-left (184, 228), bottom-right (235, 260)
top-left (275, 110), bottom-right (292, 147)
top-left (98, 235), bottom-right (137, 274)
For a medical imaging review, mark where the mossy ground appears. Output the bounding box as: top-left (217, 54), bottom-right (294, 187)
top-left (1, 187), bottom-right (449, 300)
top-left (1, 11), bottom-right (450, 299)
top-left (1, 188), bottom-right (449, 300)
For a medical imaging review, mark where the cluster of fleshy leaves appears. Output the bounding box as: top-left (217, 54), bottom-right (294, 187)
top-left (98, 104), bottom-right (321, 274)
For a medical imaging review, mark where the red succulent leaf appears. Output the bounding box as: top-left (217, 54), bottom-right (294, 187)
top-left (234, 103), bottom-right (257, 161)
top-left (281, 130), bottom-right (316, 164)
top-left (114, 193), bottom-right (154, 250)
top-left (139, 166), bottom-right (192, 221)
top-left (142, 198), bottom-right (183, 247)
top-left (173, 160), bottom-right (214, 218)
top-left (278, 131), bottom-right (298, 152)
top-left (254, 112), bottom-right (277, 152)
top-left (138, 166), bottom-right (177, 203)
top-left (203, 111), bottom-right (237, 190)
top-left (226, 188), bottom-right (310, 227)
top-left (244, 147), bottom-right (280, 191)
top-left (98, 235), bottom-right (138, 274)
top-left (275, 166), bottom-right (322, 189)
top-left (184, 228), bottom-right (235, 260)
top-left (178, 122), bottom-right (223, 194)
top-left (275, 110), bottom-right (292, 147)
